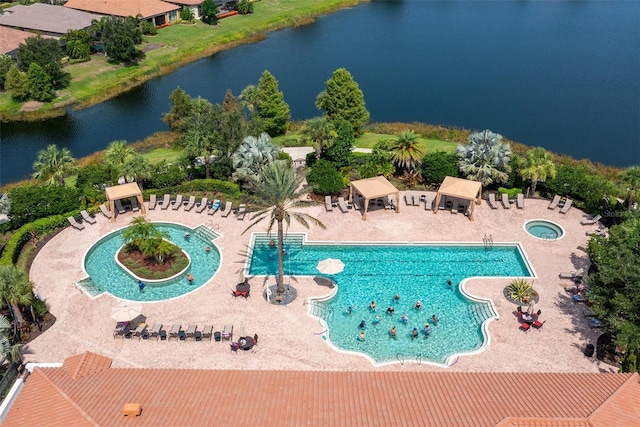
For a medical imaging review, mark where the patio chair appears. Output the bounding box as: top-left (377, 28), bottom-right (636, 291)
top-left (222, 324), bottom-right (233, 341)
top-left (413, 193), bottom-right (420, 206)
top-left (160, 194), bottom-right (171, 210)
top-left (237, 204), bottom-right (246, 220)
top-left (352, 197), bottom-right (361, 211)
top-left (337, 197), bottom-right (349, 213)
top-left (202, 325), bottom-right (213, 341)
top-left (113, 324), bottom-right (130, 339)
top-left (171, 194), bottom-right (183, 210)
top-left (99, 204), bottom-right (112, 219)
top-left (232, 289), bottom-right (250, 298)
top-left (423, 197), bottom-right (430, 210)
top-left (325, 196), bottom-right (333, 212)
top-left (450, 204), bottom-right (458, 214)
top-left (184, 196), bottom-right (196, 211)
top-left (208, 199), bottom-right (221, 215)
top-left (196, 197), bottom-right (209, 213)
top-left (548, 194), bottom-right (561, 210)
top-left (516, 193), bottom-right (524, 209)
top-left (132, 323), bottom-right (147, 340)
top-left (487, 193), bottom-right (499, 209)
top-left (590, 318), bottom-right (604, 329)
top-left (404, 192), bottom-right (412, 206)
top-left (532, 320), bottom-right (545, 330)
top-left (501, 193), bottom-right (510, 209)
top-left (80, 210), bottom-right (96, 224)
top-left (583, 309), bottom-right (598, 318)
top-left (573, 294), bottom-right (588, 303)
top-left (185, 324), bottom-right (197, 340)
top-left (178, 330), bottom-right (186, 341)
top-left (581, 214), bottom-right (601, 225)
top-left (560, 198), bottom-right (573, 214)
top-left (130, 197), bottom-right (140, 212)
top-left (148, 194), bottom-right (157, 210)
top-left (148, 323), bottom-right (162, 340)
top-left (221, 201), bottom-right (233, 217)
top-left (115, 199), bottom-right (126, 214)
top-left (559, 268), bottom-right (584, 280)
top-left (169, 324), bottom-right (181, 341)
top-left (67, 216), bottom-right (85, 230)
top-left (520, 322), bottom-right (531, 332)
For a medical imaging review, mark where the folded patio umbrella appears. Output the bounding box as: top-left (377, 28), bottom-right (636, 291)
top-left (110, 301), bottom-right (143, 322)
top-left (317, 258), bottom-right (345, 275)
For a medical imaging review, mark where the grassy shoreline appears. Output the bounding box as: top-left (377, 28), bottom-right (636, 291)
top-left (0, 0), bottom-right (367, 122)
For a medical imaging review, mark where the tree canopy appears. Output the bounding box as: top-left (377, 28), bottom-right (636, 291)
top-left (16, 36), bottom-right (70, 89)
top-left (256, 70), bottom-right (290, 137)
top-left (456, 129), bottom-right (511, 186)
top-left (315, 68), bottom-right (369, 136)
top-left (101, 16), bottom-right (144, 63)
top-left (201, 0), bottom-right (219, 25)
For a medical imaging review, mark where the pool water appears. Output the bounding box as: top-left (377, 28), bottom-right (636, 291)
top-left (248, 235), bottom-right (532, 365)
top-left (84, 223), bottom-right (221, 301)
top-left (524, 220), bottom-right (565, 240)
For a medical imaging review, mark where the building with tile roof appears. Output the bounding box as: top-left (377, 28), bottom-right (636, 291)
top-left (3, 351), bottom-right (639, 426)
top-left (64, 0), bottom-right (180, 26)
top-left (0, 27), bottom-right (39, 56)
top-left (0, 3), bottom-right (103, 38)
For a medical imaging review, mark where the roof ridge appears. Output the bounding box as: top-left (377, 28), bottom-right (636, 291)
top-left (587, 372), bottom-right (640, 426)
top-left (496, 416), bottom-right (593, 426)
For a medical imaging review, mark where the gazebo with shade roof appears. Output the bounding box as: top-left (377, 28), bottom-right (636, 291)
top-left (432, 176), bottom-right (482, 221)
top-left (349, 176), bottom-right (400, 221)
top-left (104, 182), bottom-right (146, 222)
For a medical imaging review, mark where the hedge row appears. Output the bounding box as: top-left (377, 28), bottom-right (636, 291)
top-left (0, 211), bottom-right (80, 266)
top-left (498, 187), bottom-right (523, 198)
top-left (141, 179), bottom-right (241, 199)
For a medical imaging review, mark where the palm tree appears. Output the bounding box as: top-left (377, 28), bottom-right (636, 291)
top-left (388, 130), bottom-right (425, 172)
top-left (122, 153), bottom-right (152, 190)
top-left (517, 147), bottom-right (556, 195)
top-left (243, 161), bottom-right (325, 294)
top-left (0, 265), bottom-right (33, 326)
top-left (619, 166), bottom-right (640, 211)
top-left (0, 315), bottom-right (21, 364)
top-left (32, 144), bottom-right (77, 185)
top-left (232, 133), bottom-right (280, 182)
top-left (456, 129), bottom-right (511, 186)
top-left (183, 130), bottom-right (216, 179)
top-left (302, 117), bottom-right (336, 160)
top-left (104, 140), bottom-right (135, 180)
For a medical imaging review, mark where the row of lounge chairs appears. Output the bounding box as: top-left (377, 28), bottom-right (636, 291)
top-left (148, 194), bottom-right (243, 219)
top-left (487, 193), bottom-right (524, 210)
top-left (548, 195), bottom-right (573, 213)
top-left (113, 322), bottom-right (232, 342)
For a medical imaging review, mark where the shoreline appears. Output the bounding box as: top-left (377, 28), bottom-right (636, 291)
top-left (0, 0), bottom-right (367, 123)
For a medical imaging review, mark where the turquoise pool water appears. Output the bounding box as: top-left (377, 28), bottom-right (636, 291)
top-left (524, 220), bottom-right (565, 240)
top-left (248, 235), bottom-right (532, 365)
top-left (84, 223), bottom-right (221, 301)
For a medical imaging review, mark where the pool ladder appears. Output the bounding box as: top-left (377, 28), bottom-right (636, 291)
top-left (483, 234), bottom-right (493, 250)
top-left (194, 223), bottom-right (220, 242)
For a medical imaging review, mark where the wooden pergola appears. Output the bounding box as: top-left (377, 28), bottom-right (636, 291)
top-left (349, 176), bottom-right (400, 221)
top-left (433, 176), bottom-right (482, 221)
top-left (104, 182), bottom-right (145, 222)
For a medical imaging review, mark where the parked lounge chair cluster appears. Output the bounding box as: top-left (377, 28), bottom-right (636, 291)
top-left (517, 306), bottom-right (545, 332)
top-left (486, 193), bottom-right (524, 210)
top-left (547, 194), bottom-right (573, 214)
top-left (67, 209), bottom-right (98, 230)
top-left (146, 194), bottom-right (246, 219)
top-left (113, 322), bottom-right (217, 342)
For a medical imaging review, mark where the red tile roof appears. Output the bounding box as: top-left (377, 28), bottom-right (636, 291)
top-left (64, 0), bottom-right (179, 20)
top-left (0, 26), bottom-right (35, 55)
top-left (4, 352), bottom-right (639, 427)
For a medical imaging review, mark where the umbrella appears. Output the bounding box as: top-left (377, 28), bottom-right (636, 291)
top-left (317, 258), bottom-right (345, 275)
top-left (110, 301), bottom-right (143, 322)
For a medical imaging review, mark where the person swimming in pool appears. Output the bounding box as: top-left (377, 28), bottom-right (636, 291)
top-left (346, 306), bottom-right (353, 315)
top-left (400, 313), bottom-right (408, 323)
top-left (411, 327), bottom-right (419, 339)
top-left (432, 314), bottom-right (439, 325)
top-left (138, 280), bottom-right (145, 292)
top-left (447, 278), bottom-right (452, 288)
top-left (369, 301), bottom-right (376, 311)
top-left (359, 320), bottom-right (366, 329)
top-left (187, 273), bottom-right (194, 284)
top-left (424, 323), bottom-right (432, 335)
top-left (393, 294), bottom-right (400, 302)
top-left (372, 316), bottom-right (380, 324)
top-left (386, 307), bottom-right (395, 315)
top-left (390, 326), bottom-right (397, 338)
top-left (414, 300), bottom-right (422, 310)
top-left (358, 330), bottom-right (366, 341)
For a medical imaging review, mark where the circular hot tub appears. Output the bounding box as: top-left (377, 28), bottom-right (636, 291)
top-left (524, 219), bottom-right (565, 240)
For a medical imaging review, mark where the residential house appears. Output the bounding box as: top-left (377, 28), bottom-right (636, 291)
top-left (64, 0), bottom-right (180, 27)
top-left (0, 3), bottom-right (103, 38)
top-left (0, 26), bottom-right (40, 57)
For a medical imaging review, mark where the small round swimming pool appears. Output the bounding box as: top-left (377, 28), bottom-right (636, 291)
top-left (524, 219), bottom-right (565, 240)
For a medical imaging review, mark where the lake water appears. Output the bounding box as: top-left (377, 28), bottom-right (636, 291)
top-left (1, 0), bottom-right (638, 185)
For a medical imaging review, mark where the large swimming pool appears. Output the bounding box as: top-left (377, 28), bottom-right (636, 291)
top-left (248, 234), bottom-right (533, 366)
top-left (83, 222), bottom-right (221, 301)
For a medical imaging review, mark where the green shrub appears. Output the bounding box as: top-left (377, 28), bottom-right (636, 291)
top-left (506, 279), bottom-right (533, 304)
top-left (497, 187), bottom-right (522, 198)
top-left (7, 184), bottom-right (81, 229)
top-left (31, 298), bottom-right (48, 319)
top-left (543, 164), bottom-right (616, 212)
top-left (146, 161), bottom-right (187, 188)
top-left (307, 159), bottom-right (344, 195)
top-left (421, 151), bottom-right (459, 186)
top-left (142, 179), bottom-right (240, 199)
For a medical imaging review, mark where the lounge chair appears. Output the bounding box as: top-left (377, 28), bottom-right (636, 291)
top-left (581, 214), bottom-right (601, 225)
top-left (548, 195), bottom-right (561, 210)
top-left (583, 309), bottom-right (598, 318)
top-left (185, 324), bottom-right (197, 340)
top-left (590, 318), bottom-right (603, 328)
top-left (487, 193), bottom-right (499, 209)
top-left (221, 201), bottom-right (233, 217)
top-left (160, 194), bottom-right (171, 210)
top-left (130, 197), bottom-right (140, 212)
top-left (132, 323), bottom-right (147, 340)
top-left (450, 205), bottom-right (457, 214)
top-left (337, 197), bottom-right (349, 213)
top-left (67, 216), bottom-right (85, 230)
top-left (148, 194), bottom-right (157, 210)
top-left (169, 324), bottom-right (181, 341)
top-left (423, 197), bottom-right (430, 210)
top-left (573, 294), bottom-right (588, 303)
top-left (457, 204), bottom-right (466, 214)
top-left (208, 199), bottom-right (221, 215)
top-left (148, 323), bottom-right (162, 340)
top-left (516, 194), bottom-right (524, 209)
top-left (115, 199), bottom-right (126, 214)
top-left (171, 195), bottom-right (183, 210)
top-left (237, 204), bottom-right (246, 220)
top-left (560, 198), bottom-right (573, 214)
top-left (352, 197), bottom-right (361, 211)
top-left (413, 193), bottom-right (420, 206)
top-left (586, 229), bottom-right (607, 237)
top-left (113, 324), bottom-right (130, 339)
top-left (404, 192), bottom-right (412, 206)
top-left (80, 210), bottom-right (96, 224)
top-left (184, 196), bottom-right (196, 212)
top-left (559, 268), bottom-right (585, 280)
top-left (325, 196), bottom-right (333, 212)
top-left (196, 197), bottom-right (209, 213)
top-left (99, 204), bottom-right (112, 219)
top-left (202, 325), bottom-right (213, 341)
top-left (222, 324), bottom-right (233, 341)
top-left (501, 193), bottom-right (510, 209)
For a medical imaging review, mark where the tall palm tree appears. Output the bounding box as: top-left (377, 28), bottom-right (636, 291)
top-left (32, 144), bottom-right (77, 185)
top-left (456, 129), bottom-right (511, 186)
top-left (183, 130), bottom-right (216, 179)
top-left (619, 166), bottom-right (640, 211)
top-left (0, 315), bottom-right (22, 364)
top-left (232, 133), bottom-right (280, 182)
top-left (517, 147), bottom-right (556, 195)
top-left (0, 265), bottom-right (33, 326)
top-left (104, 140), bottom-right (135, 179)
top-left (302, 117), bottom-right (336, 160)
top-left (122, 153), bottom-right (152, 190)
top-left (243, 161), bottom-right (325, 294)
top-left (388, 130), bottom-right (425, 172)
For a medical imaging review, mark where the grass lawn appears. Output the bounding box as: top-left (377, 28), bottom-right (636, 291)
top-left (143, 148), bottom-right (182, 164)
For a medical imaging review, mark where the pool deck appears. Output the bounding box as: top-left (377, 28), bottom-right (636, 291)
top-left (26, 194), bottom-right (616, 372)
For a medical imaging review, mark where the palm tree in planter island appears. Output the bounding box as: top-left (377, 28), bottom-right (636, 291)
top-left (243, 161), bottom-right (325, 295)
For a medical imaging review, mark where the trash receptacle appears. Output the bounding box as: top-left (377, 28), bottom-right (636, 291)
top-left (584, 344), bottom-right (595, 357)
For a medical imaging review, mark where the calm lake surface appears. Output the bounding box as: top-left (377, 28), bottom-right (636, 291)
top-left (1, 0), bottom-right (639, 185)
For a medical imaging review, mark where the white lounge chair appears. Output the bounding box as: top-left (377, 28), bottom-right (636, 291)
top-left (487, 193), bottom-right (499, 209)
top-left (581, 214), bottom-right (602, 225)
top-left (114, 199), bottom-right (126, 214)
top-left (413, 193), bottom-right (420, 206)
top-left (148, 194), bottom-right (157, 210)
top-left (80, 210), bottom-right (96, 224)
top-left (560, 199), bottom-right (573, 214)
top-left (501, 193), bottom-right (510, 209)
top-left (548, 195), bottom-right (561, 210)
top-left (221, 201), bottom-right (233, 217)
top-left (516, 194), bottom-right (524, 209)
top-left (67, 216), bottom-right (85, 230)
top-left (404, 192), bottom-right (412, 206)
top-left (208, 199), bottom-right (220, 215)
top-left (171, 195), bottom-right (183, 210)
top-left (237, 204), bottom-right (246, 220)
top-left (337, 197), bottom-right (349, 213)
top-left (196, 197), bottom-right (209, 213)
top-left (559, 268), bottom-right (585, 280)
top-left (160, 194), bottom-right (171, 210)
top-left (130, 197), bottom-right (140, 212)
top-left (184, 196), bottom-right (196, 211)
top-left (99, 204), bottom-right (112, 219)
top-left (325, 196), bottom-right (333, 212)
top-left (222, 324), bottom-right (233, 340)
